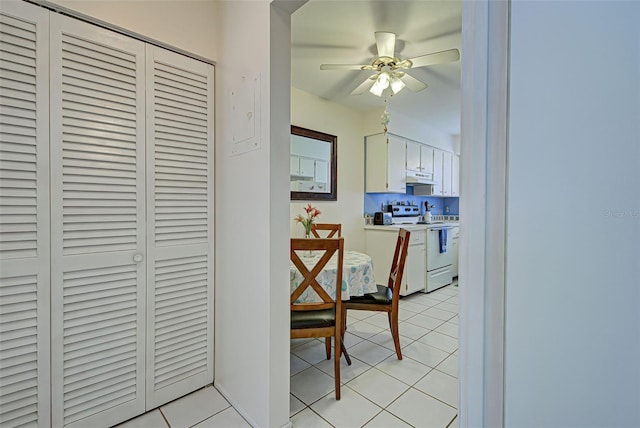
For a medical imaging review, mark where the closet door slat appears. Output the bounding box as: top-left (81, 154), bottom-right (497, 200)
top-left (0, 3), bottom-right (50, 427)
top-left (145, 45), bottom-right (214, 409)
top-left (50, 13), bottom-right (146, 428)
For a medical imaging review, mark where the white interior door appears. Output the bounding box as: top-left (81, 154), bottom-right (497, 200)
top-left (49, 14), bottom-right (147, 427)
top-left (0, 2), bottom-right (50, 426)
top-left (145, 45), bottom-right (214, 409)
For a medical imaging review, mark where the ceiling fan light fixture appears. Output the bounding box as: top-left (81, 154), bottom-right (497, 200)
top-left (369, 79), bottom-right (385, 96)
top-left (390, 75), bottom-right (406, 94)
top-left (377, 71), bottom-right (391, 89)
top-left (369, 71), bottom-right (393, 97)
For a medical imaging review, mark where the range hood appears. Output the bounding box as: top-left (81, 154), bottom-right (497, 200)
top-left (405, 170), bottom-right (436, 185)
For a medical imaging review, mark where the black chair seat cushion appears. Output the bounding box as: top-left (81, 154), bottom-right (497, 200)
top-left (291, 308), bottom-right (336, 329)
top-left (347, 284), bottom-right (391, 305)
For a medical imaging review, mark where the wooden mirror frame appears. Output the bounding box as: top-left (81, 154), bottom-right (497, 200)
top-left (290, 125), bottom-right (337, 201)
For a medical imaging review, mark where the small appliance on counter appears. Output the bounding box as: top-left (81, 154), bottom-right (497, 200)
top-left (373, 212), bottom-right (392, 225)
top-left (423, 202), bottom-right (434, 223)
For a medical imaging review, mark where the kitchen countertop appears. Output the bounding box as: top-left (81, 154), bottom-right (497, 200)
top-left (364, 222), bottom-right (459, 231)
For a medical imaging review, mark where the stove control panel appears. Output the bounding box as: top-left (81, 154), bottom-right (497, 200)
top-left (387, 205), bottom-right (421, 217)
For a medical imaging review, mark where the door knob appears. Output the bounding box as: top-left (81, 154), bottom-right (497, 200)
top-left (133, 253), bottom-right (143, 263)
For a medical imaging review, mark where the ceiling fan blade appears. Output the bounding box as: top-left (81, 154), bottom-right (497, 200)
top-left (350, 76), bottom-right (377, 95)
top-left (375, 31), bottom-right (396, 58)
top-left (404, 49), bottom-right (460, 69)
top-left (320, 64), bottom-right (375, 71)
top-left (400, 73), bottom-right (428, 92)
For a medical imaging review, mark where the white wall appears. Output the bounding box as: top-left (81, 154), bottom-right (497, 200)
top-left (505, 1), bottom-right (640, 426)
top-left (386, 108), bottom-right (455, 152)
top-left (215, 2), bottom-right (291, 427)
top-left (46, 0), bottom-right (218, 60)
top-left (290, 87), bottom-right (368, 251)
top-left (451, 134), bottom-right (461, 156)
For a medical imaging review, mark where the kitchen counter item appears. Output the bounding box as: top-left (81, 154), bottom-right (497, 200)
top-left (374, 212), bottom-right (392, 225)
top-left (386, 202), bottom-right (421, 224)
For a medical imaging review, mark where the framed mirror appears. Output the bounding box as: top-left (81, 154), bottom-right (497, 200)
top-left (290, 125), bottom-right (337, 201)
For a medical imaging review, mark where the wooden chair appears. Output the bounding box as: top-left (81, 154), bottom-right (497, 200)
top-left (290, 237), bottom-right (345, 399)
top-left (343, 228), bottom-right (410, 360)
top-left (311, 223), bottom-right (342, 238)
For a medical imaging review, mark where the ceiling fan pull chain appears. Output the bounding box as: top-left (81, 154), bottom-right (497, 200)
top-left (381, 98), bottom-right (391, 132)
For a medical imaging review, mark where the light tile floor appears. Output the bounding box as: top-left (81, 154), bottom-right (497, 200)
top-left (117, 284), bottom-right (459, 428)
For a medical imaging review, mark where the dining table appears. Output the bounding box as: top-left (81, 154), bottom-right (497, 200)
top-left (289, 250), bottom-right (377, 303)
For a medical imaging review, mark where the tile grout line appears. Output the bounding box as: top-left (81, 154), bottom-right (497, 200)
top-left (290, 286), bottom-right (459, 427)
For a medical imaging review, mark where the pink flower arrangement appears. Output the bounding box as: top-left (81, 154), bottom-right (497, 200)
top-left (294, 204), bottom-right (321, 236)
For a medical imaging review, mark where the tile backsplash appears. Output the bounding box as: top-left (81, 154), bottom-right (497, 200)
top-left (364, 191), bottom-right (460, 217)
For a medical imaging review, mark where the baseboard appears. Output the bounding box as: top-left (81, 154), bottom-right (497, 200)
top-left (214, 381), bottom-right (289, 428)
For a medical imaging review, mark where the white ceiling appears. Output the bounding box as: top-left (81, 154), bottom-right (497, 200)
top-left (291, 0), bottom-right (463, 136)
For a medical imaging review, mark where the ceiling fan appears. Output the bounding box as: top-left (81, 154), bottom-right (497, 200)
top-left (320, 31), bottom-right (460, 97)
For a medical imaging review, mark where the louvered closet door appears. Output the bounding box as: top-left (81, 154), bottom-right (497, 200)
top-left (49, 14), bottom-right (146, 428)
top-left (0, 3), bottom-right (50, 427)
top-left (145, 45), bottom-right (214, 408)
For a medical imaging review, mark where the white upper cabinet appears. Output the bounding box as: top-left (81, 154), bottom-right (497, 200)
top-left (432, 149), bottom-right (444, 195)
top-left (405, 140), bottom-right (421, 172)
top-left (365, 133), bottom-right (406, 193)
top-left (366, 133), bottom-right (459, 197)
top-left (442, 151), bottom-right (453, 196)
top-left (290, 156), bottom-right (299, 175)
top-left (421, 146), bottom-right (435, 178)
top-left (298, 157), bottom-right (315, 178)
top-left (406, 140), bottom-right (434, 179)
top-left (430, 149), bottom-right (457, 197)
top-left (451, 155), bottom-right (460, 196)
top-left (315, 159), bottom-right (328, 183)
top-left (290, 156), bottom-right (328, 188)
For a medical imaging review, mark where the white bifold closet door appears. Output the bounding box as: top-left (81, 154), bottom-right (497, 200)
top-left (49, 13), bottom-right (147, 428)
top-left (48, 11), bottom-right (214, 428)
top-left (0, 2), bottom-right (50, 427)
top-left (144, 46), bottom-right (214, 409)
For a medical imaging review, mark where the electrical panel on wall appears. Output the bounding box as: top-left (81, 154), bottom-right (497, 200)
top-left (230, 74), bottom-right (261, 155)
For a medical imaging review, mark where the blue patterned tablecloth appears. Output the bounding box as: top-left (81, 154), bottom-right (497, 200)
top-left (290, 250), bottom-right (377, 302)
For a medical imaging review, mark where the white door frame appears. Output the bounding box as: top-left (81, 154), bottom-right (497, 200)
top-left (458, 0), bottom-right (509, 427)
top-left (279, 0), bottom-right (510, 426)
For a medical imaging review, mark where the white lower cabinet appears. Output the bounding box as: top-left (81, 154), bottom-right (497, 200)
top-left (364, 228), bottom-right (426, 296)
top-left (404, 231), bottom-right (426, 296)
top-left (0, 3), bottom-right (214, 427)
top-left (451, 227), bottom-right (460, 278)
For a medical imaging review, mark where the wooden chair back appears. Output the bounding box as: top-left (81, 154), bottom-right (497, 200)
top-left (310, 223), bottom-right (342, 238)
top-left (290, 237), bottom-right (344, 312)
top-left (343, 228), bottom-right (410, 360)
top-left (290, 237), bottom-right (344, 399)
top-left (387, 228), bottom-right (411, 301)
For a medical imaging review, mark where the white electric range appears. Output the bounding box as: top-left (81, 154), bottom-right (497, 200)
top-left (366, 204), bottom-right (455, 294)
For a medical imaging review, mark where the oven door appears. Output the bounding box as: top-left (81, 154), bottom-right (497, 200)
top-left (426, 227), bottom-right (453, 271)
